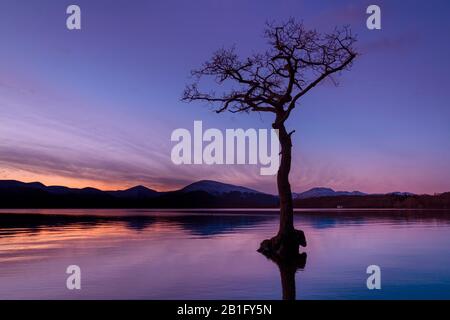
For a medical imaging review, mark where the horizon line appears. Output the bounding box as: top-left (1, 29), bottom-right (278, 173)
top-left (0, 178), bottom-right (444, 197)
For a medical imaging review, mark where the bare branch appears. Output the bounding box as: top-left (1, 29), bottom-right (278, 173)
top-left (182, 19), bottom-right (358, 121)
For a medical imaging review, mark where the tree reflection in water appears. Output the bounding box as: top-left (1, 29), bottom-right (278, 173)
top-left (259, 250), bottom-right (307, 300)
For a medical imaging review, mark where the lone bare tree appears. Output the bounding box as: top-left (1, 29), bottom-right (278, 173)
top-left (182, 19), bottom-right (357, 258)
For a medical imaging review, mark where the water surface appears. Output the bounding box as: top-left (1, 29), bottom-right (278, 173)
top-left (0, 209), bottom-right (449, 299)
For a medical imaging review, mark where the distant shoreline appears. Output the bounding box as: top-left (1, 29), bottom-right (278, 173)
top-left (1, 179), bottom-right (449, 210)
top-left (1, 207), bottom-right (450, 214)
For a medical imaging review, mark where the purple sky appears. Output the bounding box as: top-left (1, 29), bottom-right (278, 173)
top-left (0, 0), bottom-right (449, 194)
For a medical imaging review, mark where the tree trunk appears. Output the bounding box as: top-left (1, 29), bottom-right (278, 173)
top-left (258, 119), bottom-right (306, 258)
top-left (277, 123), bottom-right (295, 236)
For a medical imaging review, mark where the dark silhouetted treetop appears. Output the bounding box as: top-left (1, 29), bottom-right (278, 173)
top-left (182, 19), bottom-right (357, 125)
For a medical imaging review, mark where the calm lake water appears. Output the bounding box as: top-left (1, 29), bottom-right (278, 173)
top-left (0, 209), bottom-right (449, 300)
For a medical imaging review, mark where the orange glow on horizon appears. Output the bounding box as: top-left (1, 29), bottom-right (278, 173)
top-left (0, 168), bottom-right (176, 192)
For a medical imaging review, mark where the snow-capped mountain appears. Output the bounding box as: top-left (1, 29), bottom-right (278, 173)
top-left (180, 180), bottom-right (263, 195)
top-left (293, 187), bottom-right (367, 199)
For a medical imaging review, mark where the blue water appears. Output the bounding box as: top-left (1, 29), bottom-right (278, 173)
top-left (0, 209), bottom-right (449, 299)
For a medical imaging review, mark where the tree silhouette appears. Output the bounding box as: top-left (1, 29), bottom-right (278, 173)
top-left (183, 19), bottom-right (357, 258)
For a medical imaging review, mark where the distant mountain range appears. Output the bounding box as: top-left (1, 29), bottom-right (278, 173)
top-left (0, 179), bottom-right (276, 209)
top-left (0, 179), bottom-right (449, 209)
top-left (293, 188), bottom-right (419, 199)
top-left (293, 187), bottom-right (368, 199)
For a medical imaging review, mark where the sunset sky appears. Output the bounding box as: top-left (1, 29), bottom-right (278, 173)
top-left (0, 0), bottom-right (449, 194)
